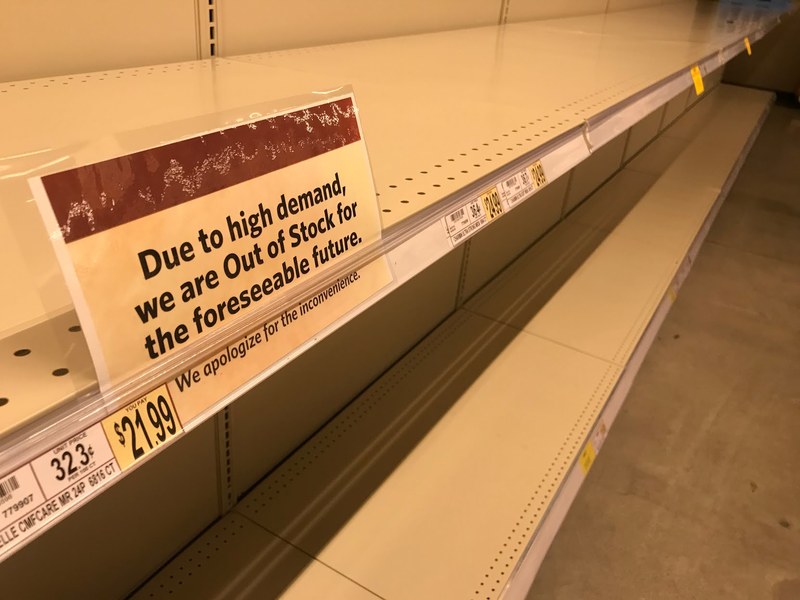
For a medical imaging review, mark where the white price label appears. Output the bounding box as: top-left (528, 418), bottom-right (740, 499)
top-left (498, 168), bottom-right (534, 209)
top-left (591, 420), bottom-right (609, 453)
top-left (0, 424), bottom-right (121, 558)
top-left (30, 423), bottom-right (117, 498)
top-left (442, 197), bottom-right (487, 246)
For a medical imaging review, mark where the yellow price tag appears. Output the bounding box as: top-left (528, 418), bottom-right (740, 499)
top-left (480, 186), bottom-right (504, 221)
top-left (690, 65), bottom-right (704, 96)
top-left (744, 37), bottom-right (752, 56)
top-left (529, 160), bottom-right (547, 189)
top-left (101, 385), bottom-right (183, 471)
top-left (579, 441), bottom-right (596, 475)
top-left (668, 288), bottom-right (677, 304)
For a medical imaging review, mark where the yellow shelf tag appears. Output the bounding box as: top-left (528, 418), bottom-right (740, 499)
top-left (668, 287), bottom-right (678, 304)
top-left (744, 37), bottom-right (752, 56)
top-left (690, 65), bottom-right (704, 95)
top-left (579, 441), bottom-right (597, 475)
top-left (480, 186), bottom-right (504, 221)
top-left (529, 160), bottom-right (547, 189)
top-left (101, 385), bottom-right (183, 471)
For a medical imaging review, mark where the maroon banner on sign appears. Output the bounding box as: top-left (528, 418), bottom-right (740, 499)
top-left (42, 98), bottom-right (361, 244)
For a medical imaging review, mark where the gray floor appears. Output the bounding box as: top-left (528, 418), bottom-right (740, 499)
top-left (528, 103), bottom-right (800, 600)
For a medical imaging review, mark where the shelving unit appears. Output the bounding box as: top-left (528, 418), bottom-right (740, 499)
top-left (0, 1), bottom-right (789, 596)
top-left (133, 83), bottom-right (774, 600)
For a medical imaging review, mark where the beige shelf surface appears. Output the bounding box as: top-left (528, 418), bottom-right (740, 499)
top-left (134, 84), bottom-right (774, 599)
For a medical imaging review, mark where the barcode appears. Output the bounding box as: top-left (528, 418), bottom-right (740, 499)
top-left (504, 174), bottom-right (518, 188)
top-left (469, 201), bottom-right (482, 219)
top-left (0, 476), bottom-right (19, 498)
top-left (449, 207), bottom-right (465, 222)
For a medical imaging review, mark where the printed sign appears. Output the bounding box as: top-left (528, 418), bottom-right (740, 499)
top-left (31, 93), bottom-right (392, 409)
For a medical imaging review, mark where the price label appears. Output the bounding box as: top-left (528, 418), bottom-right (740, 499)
top-left (529, 160), bottom-right (547, 189)
top-left (744, 37), bottom-right (752, 56)
top-left (0, 424), bottom-right (122, 558)
top-left (480, 186), bottom-right (504, 221)
top-left (442, 197), bottom-right (486, 245)
top-left (591, 421), bottom-right (608, 453)
top-left (690, 65), bottom-right (704, 96)
top-left (498, 169), bottom-right (533, 209)
top-left (101, 385), bottom-right (182, 471)
top-left (579, 441), bottom-right (597, 475)
top-left (30, 423), bottom-right (117, 498)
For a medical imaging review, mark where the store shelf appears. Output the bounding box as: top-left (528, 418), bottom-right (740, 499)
top-left (133, 84), bottom-right (773, 599)
top-left (0, 1), bottom-right (785, 560)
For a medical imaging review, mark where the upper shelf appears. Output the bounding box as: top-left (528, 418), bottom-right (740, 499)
top-left (0, 1), bottom-right (784, 474)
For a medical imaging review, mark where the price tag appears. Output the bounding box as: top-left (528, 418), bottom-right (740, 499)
top-left (480, 186), bottom-right (504, 221)
top-left (498, 169), bottom-right (534, 210)
top-left (0, 424), bottom-right (122, 558)
top-left (591, 421), bottom-right (608, 453)
top-left (442, 197), bottom-right (488, 245)
top-left (441, 185), bottom-right (508, 246)
top-left (30, 423), bottom-right (118, 498)
top-left (668, 287), bottom-right (678, 304)
top-left (101, 385), bottom-right (183, 471)
top-left (579, 441), bottom-right (596, 475)
top-left (744, 37), bottom-right (752, 56)
top-left (690, 65), bottom-right (704, 96)
top-left (529, 160), bottom-right (547, 189)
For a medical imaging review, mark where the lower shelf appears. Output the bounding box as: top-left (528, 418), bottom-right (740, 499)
top-left (133, 84), bottom-right (773, 600)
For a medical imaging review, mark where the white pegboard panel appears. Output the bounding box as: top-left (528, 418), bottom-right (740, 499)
top-left (216, 0), bottom-right (502, 56)
top-left (505, 0), bottom-right (607, 22)
top-left (624, 105), bottom-right (666, 162)
top-left (563, 134), bottom-right (628, 215)
top-left (1, 1), bottom-right (200, 82)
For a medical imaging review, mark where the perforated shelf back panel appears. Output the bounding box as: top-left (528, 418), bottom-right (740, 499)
top-left (1, 0), bottom-right (199, 82)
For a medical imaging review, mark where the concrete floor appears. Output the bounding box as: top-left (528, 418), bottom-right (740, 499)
top-left (528, 103), bottom-right (800, 600)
